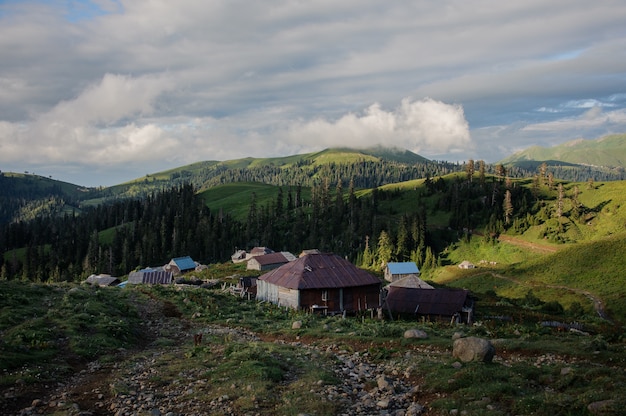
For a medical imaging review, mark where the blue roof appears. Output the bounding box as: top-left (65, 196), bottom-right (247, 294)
top-left (172, 256), bottom-right (196, 271)
top-left (387, 262), bottom-right (419, 275)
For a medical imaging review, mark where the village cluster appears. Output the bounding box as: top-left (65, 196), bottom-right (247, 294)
top-left (85, 248), bottom-right (475, 324)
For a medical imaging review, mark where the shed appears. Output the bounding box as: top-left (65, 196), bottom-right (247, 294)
top-left (128, 268), bottom-right (174, 285)
top-left (383, 287), bottom-right (473, 323)
top-left (249, 247), bottom-right (274, 258)
top-left (231, 249), bottom-right (247, 263)
top-left (247, 252), bottom-right (295, 271)
top-left (166, 256), bottom-right (197, 275)
top-left (84, 274), bottom-right (121, 287)
top-left (384, 262), bottom-right (420, 282)
top-left (256, 252), bottom-right (382, 314)
top-left (458, 260), bottom-right (475, 269)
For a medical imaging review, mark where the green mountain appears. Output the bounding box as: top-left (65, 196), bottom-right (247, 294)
top-left (0, 172), bottom-right (88, 223)
top-left (61, 146), bottom-right (440, 206)
top-left (499, 133), bottom-right (626, 168)
top-left (0, 146), bottom-right (438, 225)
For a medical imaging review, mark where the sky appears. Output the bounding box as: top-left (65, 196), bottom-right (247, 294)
top-left (1, 0), bottom-right (626, 187)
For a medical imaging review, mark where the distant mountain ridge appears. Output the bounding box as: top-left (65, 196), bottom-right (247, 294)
top-left (0, 146), bottom-right (446, 224)
top-left (499, 133), bottom-right (626, 168)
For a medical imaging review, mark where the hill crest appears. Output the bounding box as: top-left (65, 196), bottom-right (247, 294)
top-left (499, 133), bottom-right (626, 168)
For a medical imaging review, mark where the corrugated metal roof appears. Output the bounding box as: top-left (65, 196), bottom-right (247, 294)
top-left (85, 274), bottom-right (121, 286)
top-left (384, 287), bottom-right (470, 316)
top-left (387, 262), bottom-right (420, 275)
top-left (128, 270), bottom-right (173, 284)
top-left (254, 252), bottom-right (290, 266)
top-left (387, 274), bottom-right (434, 289)
top-left (259, 253), bottom-right (381, 289)
top-left (172, 256), bottom-right (196, 271)
top-left (250, 247), bottom-right (274, 256)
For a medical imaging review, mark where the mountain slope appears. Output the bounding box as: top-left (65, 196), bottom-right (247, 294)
top-left (500, 133), bottom-right (626, 168)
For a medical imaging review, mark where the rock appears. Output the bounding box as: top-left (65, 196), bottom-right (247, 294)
top-left (452, 336), bottom-right (495, 362)
top-left (404, 329), bottom-right (428, 339)
top-left (376, 398), bottom-right (390, 409)
top-left (452, 332), bottom-right (464, 340)
top-left (377, 375), bottom-right (391, 391)
top-left (406, 402), bottom-right (425, 415)
top-left (587, 400), bottom-right (617, 414)
top-left (292, 320), bottom-right (302, 329)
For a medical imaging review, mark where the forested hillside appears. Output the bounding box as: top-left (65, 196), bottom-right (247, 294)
top-left (4, 158), bottom-right (611, 284)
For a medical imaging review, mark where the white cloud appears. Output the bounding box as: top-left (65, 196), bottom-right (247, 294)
top-left (1, 1), bottom-right (626, 185)
top-left (523, 108), bottom-right (626, 132)
top-left (283, 98), bottom-right (472, 156)
top-left (0, 73), bottom-right (176, 166)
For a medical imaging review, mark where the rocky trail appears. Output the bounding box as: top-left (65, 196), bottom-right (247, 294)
top-left (1, 292), bottom-right (613, 416)
top-left (2, 298), bottom-right (435, 416)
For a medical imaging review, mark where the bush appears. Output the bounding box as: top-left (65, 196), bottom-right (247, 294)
top-left (541, 301), bottom-right (564, 314)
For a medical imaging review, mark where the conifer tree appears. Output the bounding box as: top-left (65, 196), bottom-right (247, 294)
top-left (556, 183), bottom-right (564, 218)
top-left (503, 190), bottom-right (513, 225)
top-left (466, 159), bottom-right (475, 183)
top-left (376, 230), bottom-right (394, 270)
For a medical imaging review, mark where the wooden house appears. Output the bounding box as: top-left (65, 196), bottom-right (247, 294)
top-left (383, 286), bottom-right (473, 323)
top-left (165, 256), bottom-right (197, 275)
top-left (248, 246), bottom-right (274, 258)
top-left (256, 252), bottom-right (382, 314)
top-left (128, 268), bottom-right (174, 285)
top-left (84, 274), bottom-right (121, 287)
top-left (247, 252), bottom-right (295, 271)
top-left (384, 262), bottom-right (420, 282)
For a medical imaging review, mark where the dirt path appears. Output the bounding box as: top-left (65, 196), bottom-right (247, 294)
top-left (496, 234), bottom-right (559, 253)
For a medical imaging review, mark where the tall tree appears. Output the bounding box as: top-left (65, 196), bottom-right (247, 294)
top-left (503, 190), bottom-right (513, 225)
top-left (375, 230), bottom-right (394, 271)
top-left (466, 159), bottom-right (475, 183)
top-left (556, 183), bottom-right (564, 218)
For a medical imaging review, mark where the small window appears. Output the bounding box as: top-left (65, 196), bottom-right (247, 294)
top-left (321, 290), bottom-right (328, 301)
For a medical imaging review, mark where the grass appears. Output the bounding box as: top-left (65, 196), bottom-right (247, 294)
top-left (1, 270), bottom-right (625, 415)
top-left (198, 182), bottom-right (312, 221)
top-left (0, 281), bottom-right (144, 386)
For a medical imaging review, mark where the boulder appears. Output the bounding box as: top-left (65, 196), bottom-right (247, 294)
top-left (291, 320), bottom-right (302, 329)
top-left (452, 336), bottom-right (495, 362)
top-left (587, 400), bottom-right (616, 415)
top-left (404, 329), bottom-right (428, 339)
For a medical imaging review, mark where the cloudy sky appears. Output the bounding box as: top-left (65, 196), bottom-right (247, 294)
top-left (1, 0), bottom-right (626, 186)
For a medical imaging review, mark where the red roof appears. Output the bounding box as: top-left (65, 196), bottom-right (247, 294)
top-left (253, 252), bottom-right (290, 266)
top-left (258, 253), bottom-right (381, 290)
top-left (384, 287), bottom-right (471, 316)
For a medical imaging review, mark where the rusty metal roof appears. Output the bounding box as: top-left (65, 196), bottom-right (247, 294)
top-left (384, 287), bottom-right (470, 316)
top-left (258, 252), bottom-right (381, 290)
top-left (253, 252), bottom-right (290, 266)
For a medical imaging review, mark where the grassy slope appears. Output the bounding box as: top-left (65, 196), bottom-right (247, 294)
top-left (409, 177), bottom-right (626, 323)
top-left (198, 182), bottom-right (278, 220)
top-left (2, 279), bottom-right (625, 416)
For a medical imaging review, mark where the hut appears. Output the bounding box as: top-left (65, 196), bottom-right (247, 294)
top-left (256, 252), bottom-right (382, 314)
top-left (165, 256), bottom-right (197, 276)
top-left (84, 274), bottom-right (121, 287)
top-left (246, 252), bottom-right (295, 271)
top-left (384, 262), bottom-right (420, 282)
top-left (128, 268), bottom-right (174, 285)
top-left (383, 286), bottom-right (473, 323)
